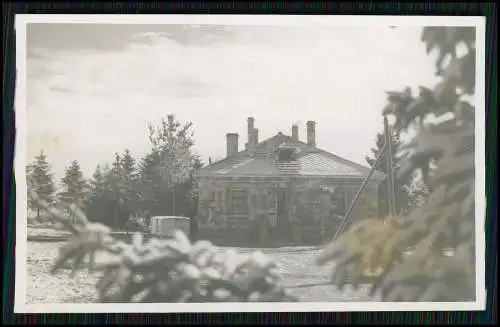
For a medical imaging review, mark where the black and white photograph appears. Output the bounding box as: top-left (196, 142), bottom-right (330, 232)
top-left (15, 15), bottom-right (485, 313)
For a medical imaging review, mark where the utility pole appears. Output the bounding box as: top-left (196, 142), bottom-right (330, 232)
top-left (331, 117), bottom-right (397, 240)
top-left (384, 116), bottom-right (397, 217)
top-left (333, 143), bottom-right (387, 240)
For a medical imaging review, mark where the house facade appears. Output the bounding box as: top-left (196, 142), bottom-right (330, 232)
top-left (193, 117), bottom-right (385, 246)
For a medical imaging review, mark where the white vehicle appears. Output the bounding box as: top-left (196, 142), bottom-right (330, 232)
top-left (150, 216), bottom-right (191, 238)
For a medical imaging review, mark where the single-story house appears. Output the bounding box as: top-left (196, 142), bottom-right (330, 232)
top-left (193, 117), bottom-right (385, 246)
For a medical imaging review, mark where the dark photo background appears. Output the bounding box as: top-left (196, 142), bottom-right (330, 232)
top-left (2, 2), bottom-right (497, 325)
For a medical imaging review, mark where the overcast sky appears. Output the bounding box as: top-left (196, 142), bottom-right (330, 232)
top-left (26, 23), bottom-right (439, 181)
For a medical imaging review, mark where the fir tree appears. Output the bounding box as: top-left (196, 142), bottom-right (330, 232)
top-left (59, 160), bottom-right (87, 205)
top-left (120, 149), bottom-right (139, 223)
top-left (320, 26), bottom-right (477, 302)
top-left (365, 130), bottom-right (412, 216)
top-left (106, 153), bottom-right (126, 229)
top-left (86, 164), bottom-right (115, 226)
top-left (27, 150), bottom-right (55, 220)
top-left (59, 160), bottom-right (88, 222)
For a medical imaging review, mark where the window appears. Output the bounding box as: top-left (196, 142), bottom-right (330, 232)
top-left (278, 148), bottom-right (295, 161)
top-left (231, 190), bottom-right (248, 214)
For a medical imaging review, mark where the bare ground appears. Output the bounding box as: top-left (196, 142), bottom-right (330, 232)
top-left (26, 241), bottom-right (378, 304)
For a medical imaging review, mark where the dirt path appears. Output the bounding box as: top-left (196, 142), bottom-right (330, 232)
top-left (25, 241), bottom-right (377, 304)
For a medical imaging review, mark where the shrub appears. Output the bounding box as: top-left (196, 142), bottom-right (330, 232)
top-left (27, 187), bottom-right (296, 302)
top-left (317, 27), bottom-right (476, 302)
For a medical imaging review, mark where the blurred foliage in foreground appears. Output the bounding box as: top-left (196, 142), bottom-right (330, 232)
top-left (26, 26), bottom-right (477, 303)
top-left (317, 26), bottom-right (477, 302)
top-left (28, 188), bottom-right (295, 302)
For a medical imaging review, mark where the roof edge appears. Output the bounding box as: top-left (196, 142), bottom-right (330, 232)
top-left (193, 172), bottom-right (385, 181)
top-left (199, 132), bottom-right (387, 178)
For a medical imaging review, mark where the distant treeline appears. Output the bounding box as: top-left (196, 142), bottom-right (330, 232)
top-left (26, 114), bottom-right (203, 230)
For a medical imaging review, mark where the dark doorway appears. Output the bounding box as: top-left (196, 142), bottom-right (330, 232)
top-left (271, 189), bottom-right (291, 243)
top-left (276, 190), bottom-right (287, 227)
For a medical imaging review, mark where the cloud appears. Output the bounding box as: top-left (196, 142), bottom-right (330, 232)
top-left (26, 24), bottom-right (438, 179)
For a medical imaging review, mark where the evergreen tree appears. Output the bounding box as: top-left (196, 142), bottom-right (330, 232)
top-left (320, 27), bottom-right (476, 302)
top-left (27, 150), bottom-right (55, 220)
top-left (86, 164), bottom-right (116, 226)
top-left (104, 153), bottom-right (126, 229)
top-left (137, 150), bottom-right (168, 217)
top-left (59, 160), bottom-right (88, 222)
top-left (365, 130), bottom-right (412, 216)
top-left (406, 170), bottom-right (431, 210)
top-left (87, 164), bottom-right (106, 205)
top-left (120, 149), bottom-right (139, 223)
top-left (91, 164), bottom-right (107, 192)
top-left (59, 160), bottom-right (88, 215)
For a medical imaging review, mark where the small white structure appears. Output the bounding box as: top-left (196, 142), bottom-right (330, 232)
top-left (150, 216), bottom-right (191, 238)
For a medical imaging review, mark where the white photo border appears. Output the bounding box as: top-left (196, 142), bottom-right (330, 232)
top-left (14, 14), bottom-right (487, 313)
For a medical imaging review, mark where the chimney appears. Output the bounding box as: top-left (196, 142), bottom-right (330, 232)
top-left (247, 117), bottom-right (255, 149)
top-left (226, 133), bottom-right (239, 157)
top-left (291, 124), bottom-right (299, 142)
top-left (306, 121), bottom-right (316, 147)
top-left (253, 128), bottom-right (259, 145)
top-left (167, 114), bottom-right (175, 129)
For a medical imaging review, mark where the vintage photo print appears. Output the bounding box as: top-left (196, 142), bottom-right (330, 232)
top-left (14, 14), bottom-right (486, 313)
